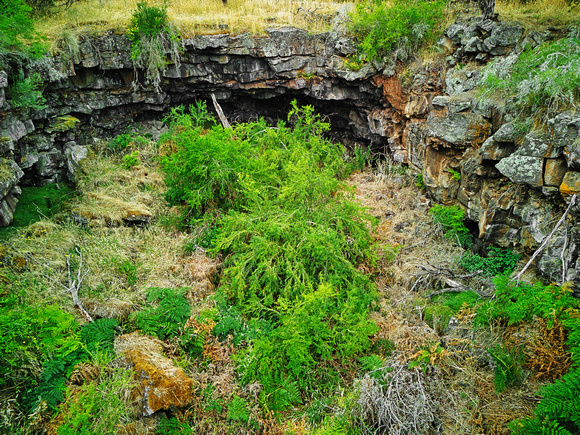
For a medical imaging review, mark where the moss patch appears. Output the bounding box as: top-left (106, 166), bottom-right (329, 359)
top-left (0, 183), bottom-right (74, 238)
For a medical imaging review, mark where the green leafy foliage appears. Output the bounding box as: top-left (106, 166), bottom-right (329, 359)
top-left (510, 368), bottom-right (580, 434)
top-left (28, 348), bottom-right (87, 411)
top-left (476, 278), bottom-right (580, 431)
top-left (227, 396), bottom-right (251, 423)
top-left (348, 0), bottom-right (445, 62)
top-left (236, 284), bottom-right (377, 410)
top-left (55, 366), bottom-right (133, 435)
top-left (108, 133), bottom-right (150, 154)
top-left (122, 151), bottom-right (141, 169)
top-left (0, 303), bottom-right (82, 386)
top-left (156, 416), bottom-right (193, 435)
top-left (429, 204), bottom-right (472, 248)
top-left (131, 287), bottom-right (191, 339)
top-left (460, 247), bottom-right (521, 277)
top-left (81, 318), bottom-right (118, 355)
top-left (127, 1), bottom-right (180, 90)
top-left (8, 70), bottom-right (46, 113)
top-left (161, 101), bottom-right (378, 411)
top-left (0, 0), bottom-right (45, 66)
top-left (488, 345), bottom-right (524, 393)
top-left (480, 34), bottom-right (580, 123)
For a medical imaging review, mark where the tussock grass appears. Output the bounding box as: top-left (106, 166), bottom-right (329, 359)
top-left (496, 0), bottom-right (580, 29)
top-left (36, 0), bottom-right (343, 41)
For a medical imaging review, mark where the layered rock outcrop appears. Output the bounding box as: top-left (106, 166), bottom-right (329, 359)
top-left (1, 17), bottom-right (580, 290)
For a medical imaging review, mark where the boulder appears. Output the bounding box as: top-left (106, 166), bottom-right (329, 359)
top-left (444, 66), bottom-right (481, 95)
top-left (483, 22), bottom-right (524, 55)
top-left (479, 136), bottom-right (515, 161)
top-left (518, 130), bottom-right (559, 158)
top-left (115, 332), bottom-right (194, 416)
top-left (496, 154), bottom-right (543, 187)
top-left (544, 158), bottom-right (567, 187)
top-left (549, 111), bottom-right (580, 168)
top-left (560, 171), bottom-right (580, 196)
top-left (64, 143), bottom-right (89, 178)
top-left (427, 110), bottom-right (490, 148)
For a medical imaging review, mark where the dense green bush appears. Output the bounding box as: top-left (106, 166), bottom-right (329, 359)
top-left (161, 101), bottom-right (378, 410)
top-left (8, 70), bottom-right (46, 112)
top-left (429, 204), bottom-right (472, 248)
top-left (480, 34), bottom-right (580, 123)
top-left (131, 287), bottom-right (191, 339)
top-left (0, 0), bottom-right (45, 65)
top-left (510, 369), bottom-right (580, 435)
top-left (461, 246), bottom-right (521, 277)
top-left (127, 1), bottom-right (181, 90)
top-left (349, 0), bottom-right (445, 62)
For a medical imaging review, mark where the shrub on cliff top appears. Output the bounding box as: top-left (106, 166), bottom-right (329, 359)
top-left (127, 1), bottom-right (181, 90)
top-left (348, 0), bottom-right (445, 63)
top-left (480, 34), bottom-right (580, 123)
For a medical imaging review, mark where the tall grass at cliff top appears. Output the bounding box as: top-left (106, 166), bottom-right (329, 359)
top-left (480, 34), bottom-right (580, 123)
top-left (35, 0), bottom-right (342, 40)
top-left (496, 0), bottom-right (580, 29)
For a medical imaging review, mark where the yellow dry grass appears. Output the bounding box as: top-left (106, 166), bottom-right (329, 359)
top-left (496, 0), bottom-right (580, 29)
top-left (36, 0), bottom-right (345, 42)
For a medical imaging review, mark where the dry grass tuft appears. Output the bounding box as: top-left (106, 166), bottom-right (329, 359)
top-left (84, 298), bottom-right (134, 320)
top-left (370, 308), bottom-right (439, 361)
top-left (505, 316), bottom-right (572, 382)
top-left (496, 0), bottom-right (580, 29)
top-left (37, 0), bottom-right (343, 42)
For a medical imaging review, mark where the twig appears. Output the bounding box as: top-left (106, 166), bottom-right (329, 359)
top-left (211, 93), bottom-right (231, 129)
top-left (561, 223), bottom-right (568, 285)
top-left (26, 247), bottom-right (93, 322)
top-left (511, 194), bottom-right (577, 284)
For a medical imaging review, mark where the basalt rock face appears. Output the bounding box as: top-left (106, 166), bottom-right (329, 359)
top-left (1, 27), bottom-right (408, 181)
top-left (411, 18), bottom-right (580, 293)
top-left (2, 20), bottom-right (580, 291)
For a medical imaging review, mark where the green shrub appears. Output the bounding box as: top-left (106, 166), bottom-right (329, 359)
top-left (81, 318), bottom-right (118, 355)
top-left (429, 204), bottom-right (472, 248)
top-left (127, 1), bottom-right (181, 90)
top-left (131, 287), bottom-right (191, 340)
top-left (227, 396), bottom-right (251, 423)
top-left (349, 0), bottom-right (445, 62)
top-left (0, 0), bottom-right (45, 66)
top-left (488, 345), bottom-right (525, 393)
top-left (8, 70), bottom-right (46, 113)
top-left (108, 133), bottom-right (149, 154)
top-left (55, 366), bottom-right (133, 435)
top-left (0, 303), bottom-right (82, 386)
top-left (460, 246), bottom-right (521, 277)
top-left (510, 368), bottom-right (580, 434)
top-left (161, 101), bottom-right (379, 411)
top-left (121, 151), bottom-right (141, 169)
top-left (480, 35), bottom-right (580, 123)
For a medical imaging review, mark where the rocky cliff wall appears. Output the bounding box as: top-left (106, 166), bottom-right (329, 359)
top-left (1, 19), bottom-right (580, 291)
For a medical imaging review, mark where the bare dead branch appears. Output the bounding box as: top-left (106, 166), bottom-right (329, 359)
top-left (211, 93), bottom-right (231, 129)
top-left (511, 194), bottom-right (577, 284)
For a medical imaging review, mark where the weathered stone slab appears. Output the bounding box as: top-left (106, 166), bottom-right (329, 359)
top-left (115, 332), bottom-right (194, 416)
top-left (496, 154), bottom-right (543, 187)
top-left (544, 157), bottom-right (567, 187)
top-left (427, 111), bottom-right (490, 147)
top-left (560, 171), bottom-right (580, 196)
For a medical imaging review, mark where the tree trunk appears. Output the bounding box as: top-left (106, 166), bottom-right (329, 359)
top-left (478, 0), bottom-right (495, 21)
